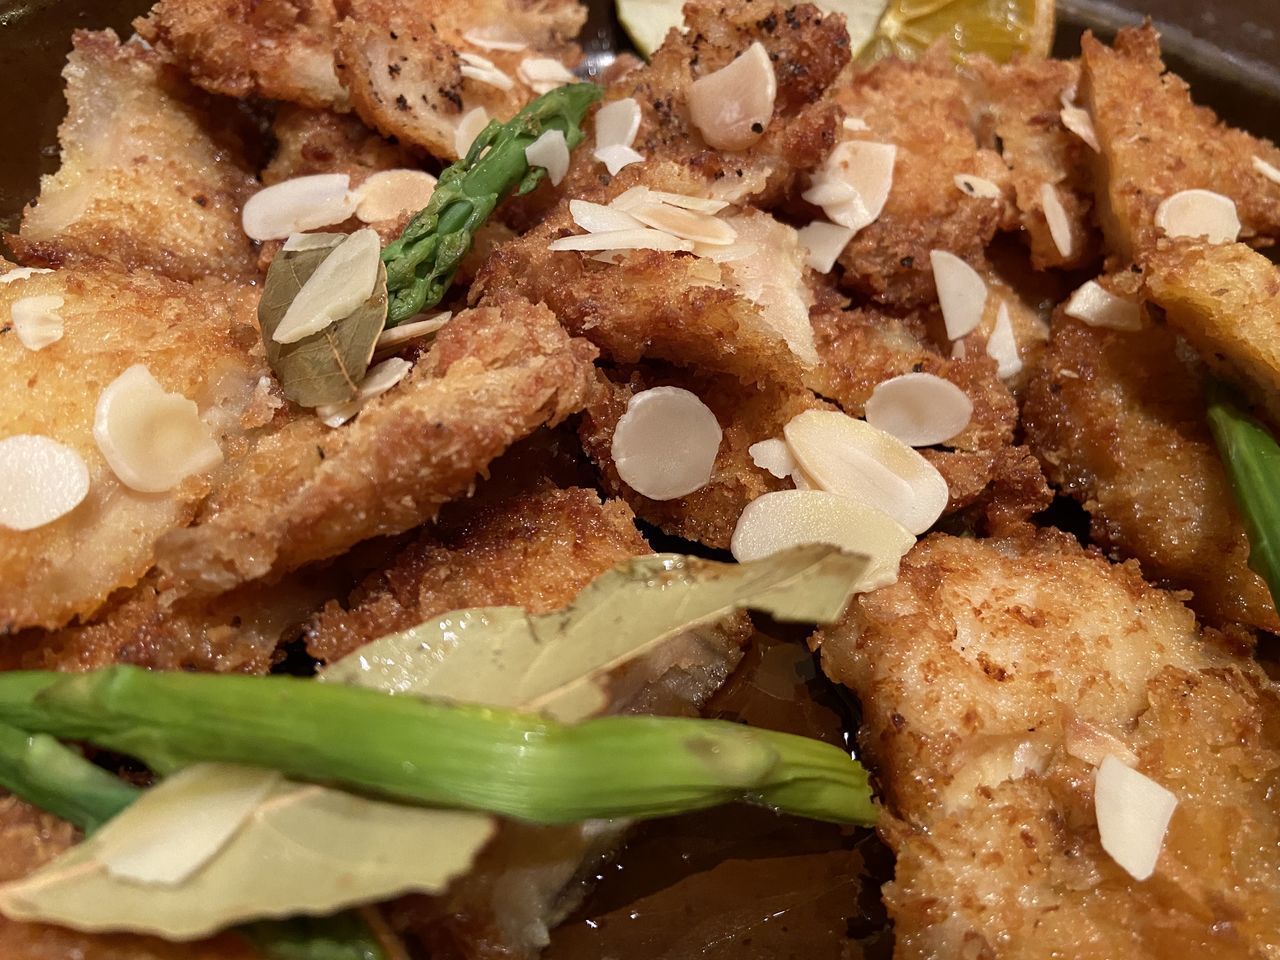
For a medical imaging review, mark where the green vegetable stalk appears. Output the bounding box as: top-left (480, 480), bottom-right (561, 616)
top-left (0, 666), bottom-right (875, 826)
top-left (0, 717), bottom-right (389, 960)
top-left (381, 82), bottom-right (602, 325)
top-left (1207, 380), bottom-right (1280, 612)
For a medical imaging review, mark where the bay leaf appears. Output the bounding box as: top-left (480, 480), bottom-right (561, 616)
top-left (259, 235), bottom-right (388, 408)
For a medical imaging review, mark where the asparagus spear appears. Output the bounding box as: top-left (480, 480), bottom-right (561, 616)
top-left (1206, 380), bottom-right (1280, 611)
top-left (381, 82), bottom-right (602, 325)
top-left (0, 666), bottom-right (875, 825)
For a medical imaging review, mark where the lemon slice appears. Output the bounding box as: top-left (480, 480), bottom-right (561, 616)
top-left (617, 0), bottom-right (890, 58)
top-left (867, 0), bottom-right (1055, 63)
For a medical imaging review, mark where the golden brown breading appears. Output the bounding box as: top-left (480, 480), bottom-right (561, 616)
top-left (155, 299), bottom-right (597, 597)
top-left (1022, 312), bottom-right (1279, 633)
top-left (578, 365), bottom-right (824, 549)
top-left (833, 52), bottom-right (1006, 307)
top-left (8, 31), bottom-right (258, 283)
top-left (970, 57), bottom-right (1097, 270)
top-left (307, 485), bottom-right (649, 665)
top-left (1145, 238), bottom-right (1280, 430)
top-left (0, 267), bottom-right (266, 632)
top-left (1081, 25), bottom-right (1280, 262)
top-left (263, 105), bottom-right (419, 185)
top-left (136, 0), bottom-right (345, 108)
top-left (819, 531), bottom-right (1280, 959)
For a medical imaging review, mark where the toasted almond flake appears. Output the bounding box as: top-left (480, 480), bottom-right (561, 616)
top-left (796, 220), bottom-right (854, 273)
top-left (242, 174), bottom-right (355, 241)
top-left (1040, 183), bottom-right (1075, 258)
top-left (93, 365), bottom-right (223, 493)
top-left (954, 174), bottom-right (1002, 199)
top-left (930, 251), bottom-right (988, 340)
top-left (688, 41), bottom-right (776, 151)
top-left (517, 57), bottom-right (577, 94)
top-left (461, 27), bottom-right (528, 52)
top-left (1064, 280), bottom-right (1142, 331)
top-left (0, 266), bottom-right (53, 285)
top-left (353, 169), bottom-right (437, 223)
top-left (594, 143), bottom-right (645, 175)
top-left (691, 239), bottom-right (757, 262)
top-left (0, 435), bottom-right (90, 531)
top-left (1065, 718), bottom-right (1138, 768)
top-left (790, 469), bottom-right (815, 490)
top-left (459, 51), bottom-right (515, 91)
top-left (316, 357), bottom-right (413, 427)
top-left (570, 199), bottom-right (645, 234)
top-left (10, 295), bottom-right (65, 351)
top-left (842, 116), bottom-right (870, 132)
top-left (808, 141), bottom-right (896, 233)
top-left (455, 107), bottom-right (491, 158)
top-left (549, 227), bottom-right (694, 253)
top-left (1254, 155), bottom-right (1280, 185)
top-left (282, 232), bottom-right (343, 252)
top-left (748, 438), bottom-right (796, 479)
top-left (1154, 189), bottom-right (1241, 244)
top-left (611, 386), bottom-right (722, 500)
top-left (951, 339), bottom-right (967, 359)
top-left (729, 489), bottom-right (913, 591)
top-left (611, 186), bottom-right (727, 214)
top-left (595, 97), bottom-right (641, 149)
top-left (986, 301), bottom-right (1022, 380)
top-left (627, 201), bottom-right (736, 245)
top-left (373, 312), bottom-right (451, 359)
top-left (272, 228), bottom-right (382, 345)
top-left (525, 129), bottom-right (570, 186)
top-left (1059, 98), bottom-right (1100, 152)
top-left (1095, 756), bottom-right (1177, 881)
top-left (865, 373), bottom-right (973, 447)
top-left (783, 409), bottom-right (949, 535)
top-left (801, 178), bottom-right (858, 207)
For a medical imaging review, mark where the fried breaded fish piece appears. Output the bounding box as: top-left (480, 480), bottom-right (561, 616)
top-left (1081, 25), bottom-right (1280, 262)
top-left (1023, 311), bottom-right (1279, 633)
top-left (264, 105), bottom-right (418, 185)
top-left (156, 299), bottom-right (597, 597)
top-left (8, 31), bottom-right (258, 283)
top-left (832, 51), bottom-right (1007, 307)
top-left (1145, 238), bottom-right (1280, 430)
top-left (819, 532), bottom-right (1280, 958)
top-left (0, 266), bottom-right (267, 632)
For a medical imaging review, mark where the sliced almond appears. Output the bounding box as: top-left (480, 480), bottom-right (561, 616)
top-left (807, 141), bottom-right (896, 233)
top-left (94, 365), bottom-right (222, 493)
top-left (954, 174), bottom-right (1002, 200)
top-left (930, 251), bottom-right (988, 340)
top-left (783, 409), bottom-right (949, 535)
top-left (1094, 756), bottom-right (1177, 882)
top-left (459, 51), bottom-right (515, 91)
top-left (1059, 97), bottom-right (1100, 152)
top-left (611, 386), bottom-right (721, 500)
top-left (517, 57), bottom-right (577, 94)
top-left (455, 107), bottom-right (491, 158)
top-left (272, 228), bottom-right (382, 344)
top-left (0, 435), bottom-right (90, 531)
top-left (842, 116), bottom-right (870, 132)
top-left (688, 41), bottom-right (776, 151)
top-left (570, 199), bottom-right (645, 234)
top-left (316, 357), bottom-right (413, 427)
top-left (525, 130), bottom-right (570, 186)
top-left (373, 312), bottom-right (451, 359)
top-left (549, 228), bottom-right (693, 253)
top-left (594, 143), bottom-right (645, 175)
top-left (1040, 183), bottom-right (1075, 258)
top-left (461, 27), bottom-right (528, 52)
top-left (801, 179), bottom-right (858, 207)
top-left (0, 266), bottom-right (53, 285)
top-left (627, 201), bottom-right (736, 245)
top-left (1254, 155), bottom-right (1280, 186)
top-left (986, 301), bottom-right (1022, 380)
top-left (282, 232), bottom-right (345, 252)
top-left (242, 174), bottom-right (356, 242)
top-left (1154, 189), bottom-right (1241, 244)
top-left (729, 489), bottom-right (913, 591)
top-left (353, 169), bottom-right (437, 223)
top-left (748, 438), bottom-right (796, 479)
top-left (611, 187), bottom-right (727, 214)
top-left (796, 221), bottom-right (854, 273)
top-left (865, 373), bottom-right (972, 447)
top-left (691, 239), bottom-right (757, 263)
top-left (10, 295), bottom-right (65, 351)
top-left (1065, 717), bottom-right (1138, 768)
top-left (594, 97), bottom-right (641, 150)
top-left (1064, 280), bottom-right (1142, 331)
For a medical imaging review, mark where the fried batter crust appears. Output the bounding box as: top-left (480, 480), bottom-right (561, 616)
top-left (1023, 313), bottom-right (1279, 632)
top-left (9, 31), bottom-right (258, 283)
top-left (820, 532), bottom-right (1280, 959)
top-left (1081, 25), bottom-right (1280, 262)
top-left (263, 105), bottom-right (418, 185)
top-left (154, 299), bottom-right (597, 597)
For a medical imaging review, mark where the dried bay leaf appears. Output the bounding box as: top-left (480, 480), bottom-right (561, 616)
top-left (259, 234), bottom-right (388, 408)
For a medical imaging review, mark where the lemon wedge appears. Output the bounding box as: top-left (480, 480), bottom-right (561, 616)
top-left (867, 0), bottom-right (1055, 62)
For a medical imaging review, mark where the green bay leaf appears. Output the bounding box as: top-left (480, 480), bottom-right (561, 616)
top-left (259, 235), bottom-right (388, 408)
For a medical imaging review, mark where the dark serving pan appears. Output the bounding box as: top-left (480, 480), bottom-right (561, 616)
top-left (0, 1), bottom-right (1276, 958)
